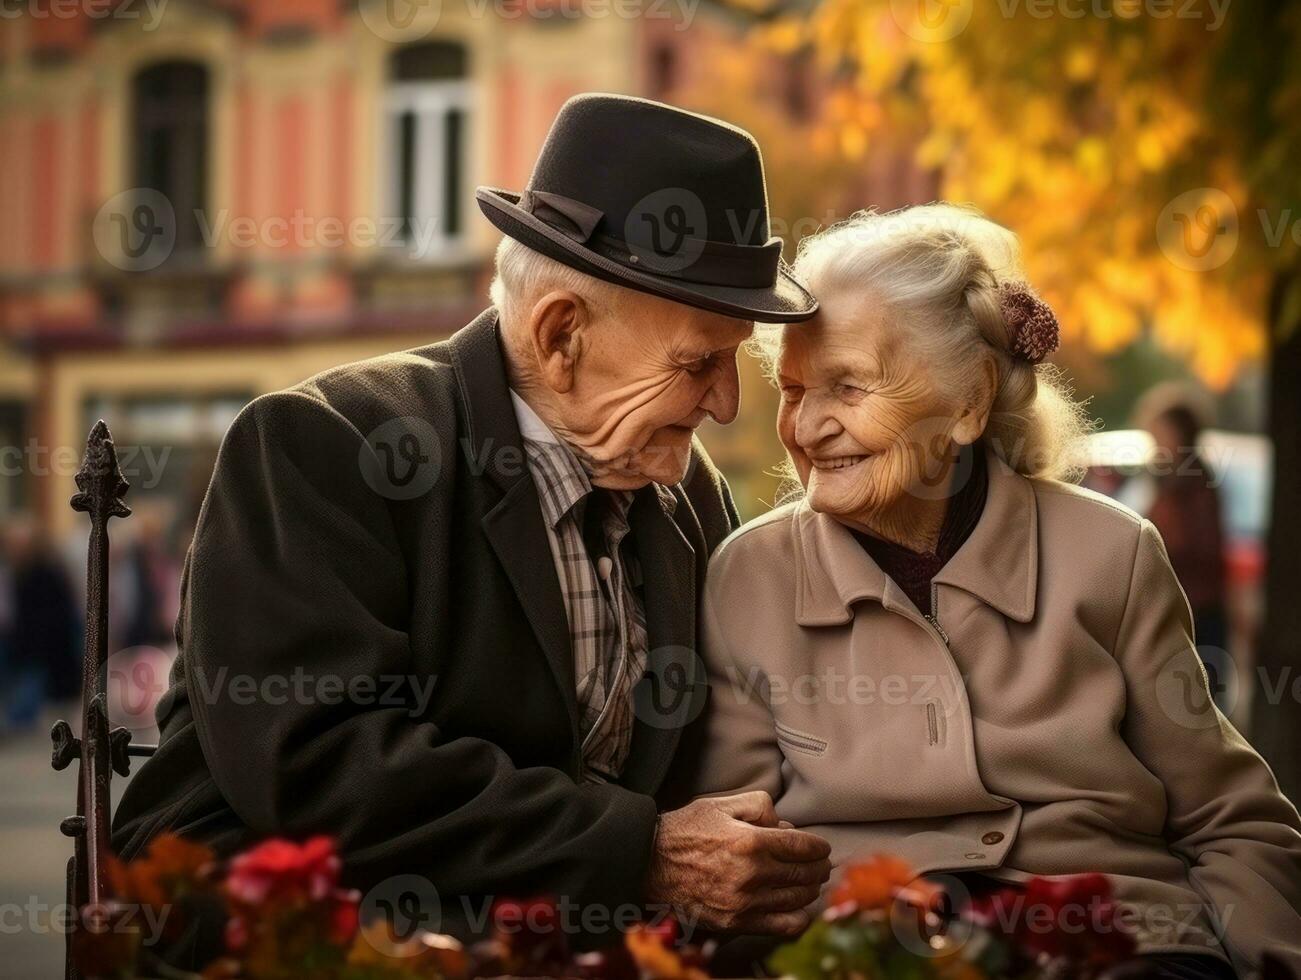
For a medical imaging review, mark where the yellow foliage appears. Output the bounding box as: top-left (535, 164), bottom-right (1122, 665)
top-left (755, 0), bottom-right (1287, 387)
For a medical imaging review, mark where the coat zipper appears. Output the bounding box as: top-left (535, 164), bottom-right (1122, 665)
top-left (923, 582), bottom-right (946, 746)
top-left (923, 581), bottom-right (950, 647)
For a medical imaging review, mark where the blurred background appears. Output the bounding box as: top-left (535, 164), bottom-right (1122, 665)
top-left (0, 0), bottom-right (1298, 973)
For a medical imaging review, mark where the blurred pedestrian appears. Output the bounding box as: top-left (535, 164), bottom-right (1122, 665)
top-left (3, 517), bottom-right (79, 730)
top-left (1136, 386), bottom-right (1229, 702)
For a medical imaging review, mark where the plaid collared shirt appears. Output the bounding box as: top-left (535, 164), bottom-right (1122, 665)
top-left (511, 393), bottom-right (650, 783)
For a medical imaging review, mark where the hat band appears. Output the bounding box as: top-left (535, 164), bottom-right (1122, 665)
top-left (521, 189), bottom-right (782, 289)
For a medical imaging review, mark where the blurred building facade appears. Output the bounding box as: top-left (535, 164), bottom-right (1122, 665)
top-left (0, 0), bottom-right (731, 534)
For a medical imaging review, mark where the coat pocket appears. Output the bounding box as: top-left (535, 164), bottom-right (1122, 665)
top-left (775, 721), bottom-right (828, 757)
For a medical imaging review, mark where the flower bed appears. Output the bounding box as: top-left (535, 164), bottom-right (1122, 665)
top-left (74, 836), bottom-right (1143, 980)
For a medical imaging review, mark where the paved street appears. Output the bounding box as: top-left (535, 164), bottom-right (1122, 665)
top-left (0, 707), bottom-right (144, 979)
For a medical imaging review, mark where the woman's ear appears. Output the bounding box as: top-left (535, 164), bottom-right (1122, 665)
top-left (952, 354), bottom-right (999, 447)
top-left (528, 290), bottom-right (588, 394)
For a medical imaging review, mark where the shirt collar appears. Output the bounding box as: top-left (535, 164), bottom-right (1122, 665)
top-left (512, 390), bottom-right (593, 529)
top-left (510, 389), bottom-right (653, 530)
top-left (510, 390), bottom-right (561, 445)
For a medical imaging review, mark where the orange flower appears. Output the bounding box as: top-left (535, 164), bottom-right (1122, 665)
top-left (828, 855), bottom-right (943, 913)
top-left (106, 832), bottom-right (215, 909)
top-left (626, 924), bottom-right (709, 980)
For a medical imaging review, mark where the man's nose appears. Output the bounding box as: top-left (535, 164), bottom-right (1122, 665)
top-left (700, 354), bottom-right (741, 426)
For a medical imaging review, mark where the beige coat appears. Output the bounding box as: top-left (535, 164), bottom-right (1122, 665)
top-left (693, 449), bottom-right (1301, 974)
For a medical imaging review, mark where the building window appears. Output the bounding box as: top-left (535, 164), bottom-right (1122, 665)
top-left (131, 61), bottom-right (210, 260)
top-left (385, 41), bottom-right (470, 261)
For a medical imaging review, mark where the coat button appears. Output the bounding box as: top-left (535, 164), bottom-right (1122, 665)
top-left (982, 832), bottom-right (1005, 845)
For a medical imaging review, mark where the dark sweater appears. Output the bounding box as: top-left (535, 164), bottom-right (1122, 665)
top-left (852, 448), bottom-right (989, 616)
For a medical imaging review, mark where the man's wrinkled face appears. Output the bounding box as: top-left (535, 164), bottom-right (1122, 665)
top-left (556, 292), bottom-right (752, 490)
top-left (776, 285), bottom-right (966, 524)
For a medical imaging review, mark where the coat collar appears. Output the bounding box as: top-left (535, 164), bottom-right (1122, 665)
top-left (794, 447), bottom-right (1038, 627)
top-left (447, 308), bottom-right (694, 792)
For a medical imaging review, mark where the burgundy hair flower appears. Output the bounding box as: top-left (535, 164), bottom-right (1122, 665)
top-left (998, 280), bottom-right (1060, 364)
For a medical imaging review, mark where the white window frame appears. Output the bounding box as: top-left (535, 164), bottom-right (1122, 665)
top-left (384, 79), bottom-right (472, 263)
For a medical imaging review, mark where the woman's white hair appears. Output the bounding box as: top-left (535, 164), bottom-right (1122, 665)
top-left (762, 203), bottom-right (1093, 482)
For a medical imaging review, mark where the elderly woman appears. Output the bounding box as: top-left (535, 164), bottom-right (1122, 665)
top-left (693, 205), bottom-right (1301, 978)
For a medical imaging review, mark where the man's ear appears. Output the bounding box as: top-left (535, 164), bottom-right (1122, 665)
top-left (953, 354), bottom-right (999, 447)
top-left (528, 290), bottom-right (589, 394)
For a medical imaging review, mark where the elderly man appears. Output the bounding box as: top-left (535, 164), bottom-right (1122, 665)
top-left (112, 94), bottom-right (827, 954)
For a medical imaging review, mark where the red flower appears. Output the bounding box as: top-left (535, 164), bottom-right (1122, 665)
top-left (329, 889), bottom-right (361, 946)
top-left (224, 915), bottom-right (248, 953)
top-left (225, 835), bottom-right (341, 906)
top-left (965, 873), bottom-right (1136, 968)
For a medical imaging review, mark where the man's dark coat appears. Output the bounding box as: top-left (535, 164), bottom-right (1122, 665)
top-left (112, 308), bottom-right (740, 931)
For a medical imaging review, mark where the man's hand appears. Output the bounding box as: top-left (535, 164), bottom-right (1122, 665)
top-left (645, 791), bottom-right (832, 936)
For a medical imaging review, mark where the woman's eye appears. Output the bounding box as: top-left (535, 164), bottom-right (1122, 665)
top-left (835, 383), bottom-right (868, 400)
top-left (684, 357), bottom-right (712, 374)
top-left (780, 384), bottom-right (804, 401)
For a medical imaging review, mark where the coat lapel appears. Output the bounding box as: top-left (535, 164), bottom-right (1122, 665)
top-left (448, 311), bottom-right (581, 755)
top-left (447, 309), bottom-right (706, 791)
top-left (793, 446), bottom-right (1038, 626)
top-left (619, 483), bottom-right (700, 795)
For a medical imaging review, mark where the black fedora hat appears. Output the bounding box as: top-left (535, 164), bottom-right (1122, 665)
top-left (476, 94), bottom-right (817, 323)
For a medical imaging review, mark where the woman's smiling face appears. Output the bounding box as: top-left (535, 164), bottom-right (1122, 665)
top-left (776, 285), bottom-right (970, 526)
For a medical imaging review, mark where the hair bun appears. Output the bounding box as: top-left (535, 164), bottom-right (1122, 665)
top-left (997, 280), bottom-right (1059, 364)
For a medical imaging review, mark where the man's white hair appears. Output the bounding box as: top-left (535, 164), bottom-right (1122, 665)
top-left (489, 236), bottom-right (629, 329)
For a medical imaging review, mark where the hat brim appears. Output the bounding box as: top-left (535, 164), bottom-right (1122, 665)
top-left (476, 187), bottom-right (818, 323)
